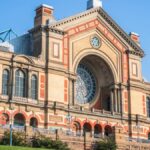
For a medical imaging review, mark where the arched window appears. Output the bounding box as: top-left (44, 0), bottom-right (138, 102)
top-left (15, 70), bottom-right (26, 97)
top-left (14, 113), bottom-right (25, 126)
top-left (30, 117), bottom-right (38, 128)
top-left (31, 75), bottom-right (37, 100)
top-left (2, 69), bottom-right (9, 95)
top-left (104, 125), bottom-right (112, 137)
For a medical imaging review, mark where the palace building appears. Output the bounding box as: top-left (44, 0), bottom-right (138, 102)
top-left (0, 0), bottom-right (150, 149)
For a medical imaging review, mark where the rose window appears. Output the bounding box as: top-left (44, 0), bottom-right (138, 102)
top-left (75, 64), bottom-right (96, 104)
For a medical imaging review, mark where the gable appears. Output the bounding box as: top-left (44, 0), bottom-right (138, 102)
top-left (50, 7), bottom-right (144, 57)
top-left (13, 55), bottom-right (34, 65)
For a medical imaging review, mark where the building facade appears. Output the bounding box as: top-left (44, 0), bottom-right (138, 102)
top-left (0, 0), bottom-right (150, 148)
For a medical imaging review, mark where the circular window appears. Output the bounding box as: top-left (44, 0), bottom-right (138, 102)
top-left (90, 36), bottom-right (101, 49)
top-left (75, 64), bottom-right (96, 104)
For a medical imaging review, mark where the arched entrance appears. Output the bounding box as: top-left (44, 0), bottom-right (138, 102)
top-left (75, 55), bottom-right (115, 111)
top-left (0, 113), bottom-right (9, 125)
top-left (14, 113), bottom-right (25, 126)
top-left (30, 117), bottom-right (38, 128)
top-left (104, 125), bottom-right (112, 137)
top-left (94, 124), bottom-right (102, 138)
top-left (72, 121), bottom-right (81, 136)
top-left (83, 122), bottom-right (92, 133)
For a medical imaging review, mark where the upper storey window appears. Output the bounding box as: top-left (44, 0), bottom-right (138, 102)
top-left (15, 70), bottom-right (26, 97)
top-left (2, 69), bottom-right (9, 95)
top-left (31, 75), bottom-right (37, 100)
top-left (146, 97), bottom-right (150, 118)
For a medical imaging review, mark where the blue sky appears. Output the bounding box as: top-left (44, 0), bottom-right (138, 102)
top-left (0, 0), bottom-right (150, 81)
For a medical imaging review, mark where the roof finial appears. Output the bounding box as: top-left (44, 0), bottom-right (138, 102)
top-left (87, 0), bottom-right (102, 10)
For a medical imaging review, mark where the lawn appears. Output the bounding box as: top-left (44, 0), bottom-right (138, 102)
top-left (0, 145), bottom-right (54, 150)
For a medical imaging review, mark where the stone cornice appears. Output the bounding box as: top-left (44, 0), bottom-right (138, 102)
top-left (29, 25), bottom-right (66, 35)
top-left (129, 79), bottom-right (150, 93)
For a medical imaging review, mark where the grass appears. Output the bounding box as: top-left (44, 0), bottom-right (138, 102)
top-left (0, 145), bottom-right (54, 150)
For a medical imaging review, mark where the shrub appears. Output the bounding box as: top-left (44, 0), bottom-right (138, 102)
top-left (31, 134), bottom-right (70, 150)
top-left (0, 130), bottom-right (27, 146)
top-left (94, 137), bottom-right (117, 150)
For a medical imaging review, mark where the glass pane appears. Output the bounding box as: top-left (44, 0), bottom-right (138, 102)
top-left (2, 70), bottom-right (9, 95)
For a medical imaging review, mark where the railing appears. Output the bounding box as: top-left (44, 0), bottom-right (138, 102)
top-left (0, 95), bottom-right (46, 106)
top-left (1, 124), bottom-right (25, 132)
top-left (12, 96), bottom-right (38, 104)
top-left (127, 137), bottom-right (150, 144)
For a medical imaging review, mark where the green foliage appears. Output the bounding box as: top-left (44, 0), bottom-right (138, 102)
top-left (0, 145), bottom-right (49, 150)
top-left (94, 137), bottom-right (117, 150)
top-left (0, 131), bottom-right (27, 146)
top-left (0, 131), bottom-right (70, 150)
top-left (31, 134), bottom-right (70, 150)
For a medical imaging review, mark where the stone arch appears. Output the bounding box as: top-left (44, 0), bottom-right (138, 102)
top-left (83, 122), bottom-right (92, 133)
top-left (72, 121), bottom-right (82, 136)
top-left (13, 55), bottom-right (35, 65)
top-left (30, 117), bottom-right (38, 128)
top-left (28, 114), bottom-right (41, 123)
top-left (14, 113), bottom-right (26, 126)
top-left (73, 49), bottom-right (118, 83)
top-left (73, 49), bottom-right (117, 109)
top-left (82, 120), bottom-right (93, 128)
top-left (13, 110), bottom-right (28, 121)
top-left (94, 124), bottom-right (102, 138)
top-left (104, 125), bottom-right (112, 136)
top-left (0, 113), bottom-right (9, 125)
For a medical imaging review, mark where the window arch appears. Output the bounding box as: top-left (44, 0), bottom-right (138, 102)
top-left (31, 75), bottom-right (37, 100)
top-left (2, 69), bottom-right (9, 95)
top-left (14, 113), bottom-right (25, 126)
top-left (15, 70), bottom-right (26, 97)
top-left (30, 117), bottom-right (38, 128)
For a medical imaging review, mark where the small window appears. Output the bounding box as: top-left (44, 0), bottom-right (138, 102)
top-left (146, 97), bottom-right (150, 118)
top-left (2, 69), bottom-right (9, 95)
top-left (31, 75), bottom-right (37, 100)
top-left (148, 133), bottom-right (150, 140)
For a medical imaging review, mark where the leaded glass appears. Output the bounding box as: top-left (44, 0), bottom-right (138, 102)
top-left (75, 64), bottom-right (96, 104)
top-left (15, 70), bottom-right (26, 97)
top-left (31, 75), bottom-right (37, 100)
top-left (2, 69), bottom-right (9, 95)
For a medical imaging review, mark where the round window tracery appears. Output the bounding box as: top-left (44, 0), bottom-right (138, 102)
top-left (75, 64), bottom-right (96, 104)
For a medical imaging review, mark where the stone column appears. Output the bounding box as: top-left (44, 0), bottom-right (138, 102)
top-left (102, 127), bottom-right (105, 138)
top-left (12, 68), bottom-right (16, 97)
top-left (114, 89), bottom-right (117, 112)
top-left (120, 87), bottom-right (124, 116)
top-left (117, 89), bottom-right (121, 113)
top-left (28, 70), bottom-right (31, 98)
top-left (69, 78), bottom-right (75, 106)
top-left (111, 90), bottom-right (114, 113)
top-left (73, 79), bottom-right (76, 106)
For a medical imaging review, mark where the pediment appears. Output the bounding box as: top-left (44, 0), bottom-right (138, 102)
top-left (13, 55), bottom-right (34, 65)
top-left (50, 7), bottom-right (144, 57)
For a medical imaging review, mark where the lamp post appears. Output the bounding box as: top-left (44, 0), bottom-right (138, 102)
top-left (10, 109), bottom-right (13, 146)
top-left (83, 129), bottom-right (86, 150)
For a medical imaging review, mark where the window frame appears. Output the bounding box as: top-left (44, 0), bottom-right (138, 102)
top-left (31, 74), bottom-right (38, 100)
top-left (15, 70), bottom-right (26, 97)
top-left (2, 69), bottom-right (9, 95)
